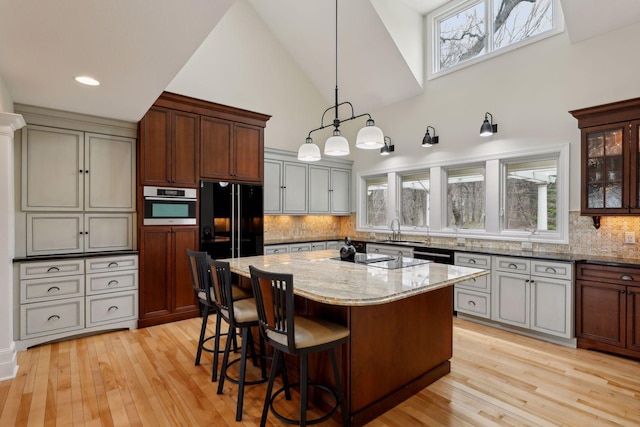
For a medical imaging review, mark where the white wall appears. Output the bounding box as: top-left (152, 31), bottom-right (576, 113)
top-left (167, 0), bottom-right (329, 153)
top-left (351, 21), bottom-right (640, 213)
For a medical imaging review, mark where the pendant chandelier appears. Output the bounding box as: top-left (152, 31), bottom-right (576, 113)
top-left (297, 0), bottom-right (384, 162)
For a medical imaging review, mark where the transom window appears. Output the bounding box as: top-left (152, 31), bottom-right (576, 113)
top-left (432, 0), bottom-right (559, 76)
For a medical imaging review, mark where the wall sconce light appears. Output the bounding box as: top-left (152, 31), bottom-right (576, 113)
top-left (480, 112), bottom-right (498, 137)
top-left (380, 136), bottom-right (395, 156)
top-left (421, 126), bottom-right (439, 147)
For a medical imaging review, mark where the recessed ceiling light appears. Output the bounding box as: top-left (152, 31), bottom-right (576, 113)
top-left (74, 76), bottom-right (100, 86)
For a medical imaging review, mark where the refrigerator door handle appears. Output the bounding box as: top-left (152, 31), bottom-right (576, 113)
top-left (236, 184), bottom-right (241, 258)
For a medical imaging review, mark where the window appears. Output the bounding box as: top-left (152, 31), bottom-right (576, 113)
top-left (433, 0), bottom-right (558, 75)
top-left (446, 165), bottom-right (485, 229)
top-left (366, 176), bottom-right (388, 227)
top-left (504, 158), bottom-right (557, 231)
top-left (400, 172), bottom-right (430, 228)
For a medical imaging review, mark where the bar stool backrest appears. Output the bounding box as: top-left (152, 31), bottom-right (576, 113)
top-left (209, 259), bottom-right (236, 325)
top-left (249, 265), bottom-right (297, 354)
top-left (186, 249), bottom-right (215, 308)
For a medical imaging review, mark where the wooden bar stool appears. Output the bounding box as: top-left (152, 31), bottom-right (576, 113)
top-left (209, 259), bottom-right (268, 421)
top-left (186, 250), bottom-right (247, 382)
top-left (249, 265), bottom-right (350, 427)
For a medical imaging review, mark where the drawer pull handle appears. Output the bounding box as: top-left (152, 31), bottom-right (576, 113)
top-left (545, 267), bottom-right (557, 274)
top-left (47, 315), bottom-right (60, 322)
top-left (107, 280), bottom-right (119, 286)
top-left (469, 259), bottom-right (476, 264)
top-left (468, 300), bottom-right (476, 307)
top-left (620, 275), bottom-right (633, 281)
top-left (508, 263), bottom-right (518, 269)
top-left (620, 289), bottom-right (626, 294)
top-left (471, 278), bottom-right (476, 283)
top-left (108, 262), bottom-right (119, 268)
top-left (47, 267), bottom-right (60, 273)
top-left (108, 306), bottom-right (119, 313)
top-left (274, 249), bottom-right (279, 253)
top-left (47, 286), bottom-right (60, 293)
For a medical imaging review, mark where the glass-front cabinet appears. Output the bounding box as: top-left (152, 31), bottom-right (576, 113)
top-left (571, 98), bottom-right (640, 218)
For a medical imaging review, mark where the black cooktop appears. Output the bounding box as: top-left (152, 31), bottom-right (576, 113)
top-left (332, 253), bottom-right (431, 270)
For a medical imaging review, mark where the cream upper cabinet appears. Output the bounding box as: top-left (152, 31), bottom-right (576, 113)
top-left (22, 125), bottom-right (136, 212)
top-left (307, 165), bottom-right (350, 214)
top-left (330, 167), bottom-right (350, 214)
top-left (84, 133), bottom-right (135, 211)
top-left (22, 125), bottom-right (84, 211)
top-left (264, 159), bottom-right (283, 214)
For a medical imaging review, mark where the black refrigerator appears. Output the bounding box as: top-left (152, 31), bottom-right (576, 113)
top-left (200, 181), bottom-right (264, 259)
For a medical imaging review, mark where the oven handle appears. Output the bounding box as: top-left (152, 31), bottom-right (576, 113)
top-left (144, 196), bottom-right (196, 202)
top-left (414, 251), bottom-right (452, 259)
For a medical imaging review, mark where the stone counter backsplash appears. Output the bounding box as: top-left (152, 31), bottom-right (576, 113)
top-left (265, 212), bottom-right (640, 260)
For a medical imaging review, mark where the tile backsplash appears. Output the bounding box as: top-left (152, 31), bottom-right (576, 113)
top-left (265, 212), bottom-right (640, 260)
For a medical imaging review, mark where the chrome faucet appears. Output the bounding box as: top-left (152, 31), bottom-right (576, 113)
top-left (390, 218), bottom-right (401, 241)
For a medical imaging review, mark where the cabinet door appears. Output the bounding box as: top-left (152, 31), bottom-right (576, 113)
top-left (575, 280), bottom-right (625, 347)
top-left (139, 227), bottom-right (172, 319)
top-left (234, 123), bottom-right (263, 183)
top-left (85, 133), bottom-right (135, 211)
top-left (84, 214), bottom-right (133, 252)
top-left (171, 227), bottom-right (199, 314)
top-left (331, 168), bottom-right (351, 214)
top-left (581, 123), bottom-right (627, 214)
top-left (629, 121), bottom-right (640, 214)
top-left (264, 160), bottom-right (283, 213)
top-left (309, 166), bottom-right (330, 214)
top-left (22, 125), bottom-right (84, 211)
top-left (139, 107), bottom-right (171, 186)
top-left (627, 285), bottom-right (640, 352)
top-left (283, 162), bottom-right (308, 214)
top-left (530, 277), bottom-right (572, 338)
top-left (492, 271), bottom-right (529, 328)
top-left (172, 111), bottom-right (199, 187)
top-left (200, 116), bottom-right (232, 180)
top-left (26, 213), bottom-right (84, 256)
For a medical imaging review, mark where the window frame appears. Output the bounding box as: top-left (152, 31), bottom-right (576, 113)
top-left (428, 0), bottom-right (564, 80)
top-left (356, 143), bottom-right (569, 244)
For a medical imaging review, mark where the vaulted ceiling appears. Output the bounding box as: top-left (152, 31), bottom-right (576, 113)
top-left (0, 0), bottom-right (639, 122)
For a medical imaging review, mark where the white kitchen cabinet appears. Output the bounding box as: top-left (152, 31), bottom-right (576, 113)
top-left (264, 148), bottom-right (352, 216)
top-left (492, 256), bottom-right (573, 338)
top-left (455, 253), bottom-right (491, 318)
top-left (263, 159), bottom-right (307, 214)
top-left (290, 242), bottom-right (311, 253)
top-left (26, 213), bottom-right (133, 256)
top-left (264, 244), bottom-right (290, 255)
top-left (326, 240), bottom-right (340, 250)
top-left (309, 166), bottom-right (351, 215)
top-left (366, 243), bottom-right (414, 258)
top-left (17, 255), bottom-right (138, 350)
top-left (22, 125), bottom-right (135, 212)
top-left (310, 241), bottom-right (327, 251)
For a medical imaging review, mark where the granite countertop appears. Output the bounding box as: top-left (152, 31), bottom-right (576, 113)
top-left (221, 249), bottom-right (488, 306)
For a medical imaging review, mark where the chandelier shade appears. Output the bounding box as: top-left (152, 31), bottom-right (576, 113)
top-left (355, 119), bottom-right (385, 149)
top-left (324, 130), bottom-right (350, 156)
top-left (297, 138), bottom-right (321, 161)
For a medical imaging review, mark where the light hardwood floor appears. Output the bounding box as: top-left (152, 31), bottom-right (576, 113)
top-left (1, 317), bottom-right (639, 426)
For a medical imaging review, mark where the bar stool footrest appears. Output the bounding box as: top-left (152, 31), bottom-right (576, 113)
top-left (269, 382), bottom-right (339, 425)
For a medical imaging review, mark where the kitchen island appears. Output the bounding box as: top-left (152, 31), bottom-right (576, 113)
top-left (223, 249), bottom-right (487, 426)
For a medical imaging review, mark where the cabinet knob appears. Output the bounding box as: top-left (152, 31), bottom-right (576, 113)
top-left (469, 259), bottom-right (476, 264)
top-left (47, 315), bottom-right (61, 322)
top-left (108, 262), bottom-right (119, 268)
top-left (620, 289), bottom-right (626, 294)
top-left (47, 286), bottom-right (60, 293)
top-left (508, 263), bottom-right (518, 269)
top-left (468, 300), bottom-right (476, 307)
top-left (620, 274), bottom-right (633, 281)
top-left (525, 279), bottom-right (530, 283)
top-left (107, 280), bottom-right (119, 286)
top-left (545, 267), bottom-right (557, 274)
top-left (628, 290), bottom-right (634, 295)
top-left (46, 266), bottom-right (60, 273)
top-left (107, 306), bottom-right (119, 313)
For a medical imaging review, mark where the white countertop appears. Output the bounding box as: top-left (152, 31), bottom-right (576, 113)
top-left (222, 250), bottom-right (488, 306)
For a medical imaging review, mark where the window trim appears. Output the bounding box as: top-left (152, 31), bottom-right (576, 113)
top-left (356, 143), bottom-right (569, 244)
top-left (427, 0), bottom-right (564, 80)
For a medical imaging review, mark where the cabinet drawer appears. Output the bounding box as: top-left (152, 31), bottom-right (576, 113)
top-left (310, 242), bottom-right (327, 251)
top-left (86, 270), bottom-right (138, 295)
top-left (265, 245), bottom-right (289, 255)
top-left (86, 291), bottom-right (137, 327)
top-left (576, 263), bottom-right (640, 285)
top-left (21, 297), bottom-right (84, 339)
top-left (20, 259), bottom-right (85, 279)
top-left (531, 260), bottom-right (572, 280)
top-left (455, 274), bottom-right (490, 292)
top-left (455, 288), bottom-right (490, 318)
top-left (85, 255), bottom-right (138, 273)
top-left (455, 253), bottom-right (491, 269)
top-left (21, 276), bottom-right (84, 303)
top-left (495, 256), bottom-right (530, 274)
top-left (290, 243), bottom-right (311, 252)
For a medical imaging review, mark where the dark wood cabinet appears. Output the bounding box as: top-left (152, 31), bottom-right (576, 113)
top-left (570, 98), bottom-right (640, 216)
top-left (139, 107), bottom-right (199, 188)
top-left (200, 118), bottom-right (263, 183)
top-left (576, 262), bottom-right (640, 358)
top-left (138, 226), bottom-right (199, 328)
